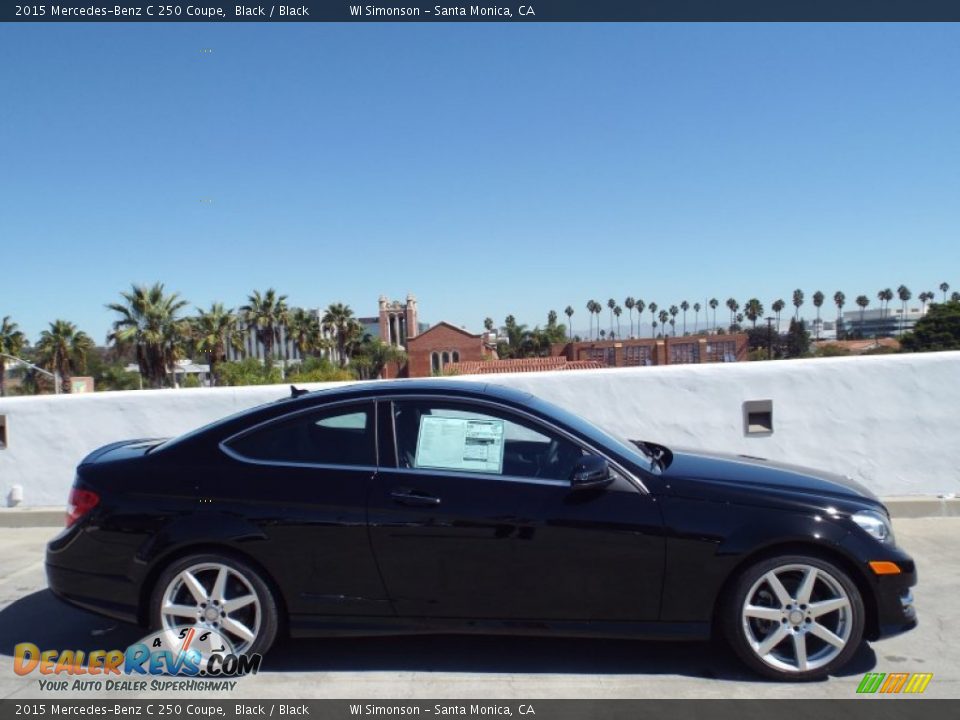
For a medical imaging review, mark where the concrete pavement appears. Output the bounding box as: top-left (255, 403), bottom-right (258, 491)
top-left (1, 519), bottom-right (957, 700)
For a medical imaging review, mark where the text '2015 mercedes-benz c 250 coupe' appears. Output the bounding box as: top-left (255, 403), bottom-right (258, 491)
top-left (46, 380), bottom-right (917, 681)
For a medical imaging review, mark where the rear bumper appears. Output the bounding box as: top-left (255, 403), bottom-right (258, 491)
top-left (45, 561), bottom-right (141, 625)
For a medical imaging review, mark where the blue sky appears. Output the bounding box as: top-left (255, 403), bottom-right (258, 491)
top-left (1, 23), bottom-right (958, 342)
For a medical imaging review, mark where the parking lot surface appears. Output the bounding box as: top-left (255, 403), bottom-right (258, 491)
top-left (1, 519), bottom-right (957, 699)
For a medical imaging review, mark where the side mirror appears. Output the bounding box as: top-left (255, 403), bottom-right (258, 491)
top-left (569, 455), bottom-right (613, 490)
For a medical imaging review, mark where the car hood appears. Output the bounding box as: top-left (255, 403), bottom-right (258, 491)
top-left (656, 446), bottom-right (880, 504)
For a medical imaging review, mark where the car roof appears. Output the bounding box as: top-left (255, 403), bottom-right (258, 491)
top-left (293, 378), bottom-right (534, 405)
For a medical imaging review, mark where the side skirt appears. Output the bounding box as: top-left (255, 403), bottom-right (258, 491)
top-left (288, 615), bottom-right (710, 641)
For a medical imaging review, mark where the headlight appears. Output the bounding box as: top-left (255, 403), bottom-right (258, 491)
top-left (852, 510), bottom-right (895, 545)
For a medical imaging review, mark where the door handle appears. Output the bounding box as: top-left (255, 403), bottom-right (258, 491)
top-left (390, 488), bottom-right (441, 506)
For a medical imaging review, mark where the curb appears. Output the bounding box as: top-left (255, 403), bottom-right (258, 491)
top-left (0, 498), bottom-right (957, 528)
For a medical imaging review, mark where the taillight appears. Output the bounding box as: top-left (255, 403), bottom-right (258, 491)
top-left (66, 487), bottom-right (100, 528)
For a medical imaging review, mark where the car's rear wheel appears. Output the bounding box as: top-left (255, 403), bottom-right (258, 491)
top-left (722, 554), bottom-right (865, 681)
top-left (150, 553), bottom-right (279, 656)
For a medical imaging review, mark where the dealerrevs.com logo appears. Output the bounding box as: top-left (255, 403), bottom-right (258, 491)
top-left (13, 626), bottom-right (261, 691)
top-left (856, 672), bottom-right (934, 694)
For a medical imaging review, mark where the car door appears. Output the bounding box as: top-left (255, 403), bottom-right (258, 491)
top-left (209, 399), bottom-right (391, 622)
top-left (367, 397), bottom-right (665, 622)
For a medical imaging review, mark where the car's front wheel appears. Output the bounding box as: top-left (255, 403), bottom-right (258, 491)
top-left (150, 553), bottom-right (279, 657)
top-left (723, 554), bottom-right (865, 681)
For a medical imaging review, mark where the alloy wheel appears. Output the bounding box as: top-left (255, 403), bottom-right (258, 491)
top-left (159, 561), bottom-right (262, 655)
top-left (740, 562), bottom-right (854, 674)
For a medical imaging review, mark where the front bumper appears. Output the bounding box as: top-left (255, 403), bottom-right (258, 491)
top-left (840, 532), bottom-right (918, 640)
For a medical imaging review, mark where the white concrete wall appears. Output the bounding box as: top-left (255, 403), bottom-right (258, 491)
top-left (1, 352), bottom-right (958, 507)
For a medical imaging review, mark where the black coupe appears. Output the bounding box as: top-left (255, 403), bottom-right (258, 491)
top-left (46, 380), bottom-right (917, 680)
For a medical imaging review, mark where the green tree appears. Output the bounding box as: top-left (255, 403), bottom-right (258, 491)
top-left (833, 291), bottom-right (846, 339)
top-left (35, 320), bottom-right (94, 393)
top-left (784, 318), bottom-right (811, 358)
top-left (901, 300), bottom-right (960, 352)
top-left (744, 298), bottom-right (764, 329)
top-left (941, 282), bottom-right (951, 302)
top-left (351, 337), bottom-right (408, 379)
top-left (634, 299), bottom-right (645, 336)
top-left (680, 300), bottom-right (689, 335)
top-left (108, 283), bottom-right (189, 389)
top-left (692, 302), bottom-right (701, 334)
top-left (287, 308), bottom-right (325, 359)
top-left (322, 302), bottom-right (362, 368)
top-left (658, 309), bottom-right (668, 337)
top-left (709, 298), bottom-right (719, 332)
top-left (792, 289), bottom-right (804, 321)
top-left (607, 298), bottom-right (616, 336)
top-left (897, 285), bottom-right (912, 335)
top-left (613, 305), bottom-right (622, 337)
top-left (771, 299), bottom-right (786, 333)
top-left (218, 358), bottom-right (282, 386)
top-left (853, 295), bottom-right (870, 337)
top-left (812, 291), bottom-right (825, 339)
top-left (624, 297), bottom-right (636, 337)
top-left (241, 289), bottom-right (289, 371)
top-left (648, 302), bottom-right (658, 338)
top-left (564, 306), bottom-right (574, 340)
top-left (878, 288), bottom-right (894, 325)
top-left (0, 316), bottom-right (27, 397)
top-left (191, 303), bottom-right (244, 386)
top-left (725, 298), bottom-right (739, 329)
top-left (484, 317), bottom-right (495, 332)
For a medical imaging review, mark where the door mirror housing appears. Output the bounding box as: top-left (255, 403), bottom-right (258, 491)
top-left (570, 455), bottom-right (613, 490)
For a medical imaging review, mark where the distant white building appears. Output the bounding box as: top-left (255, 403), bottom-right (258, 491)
top-left (842, 306), bottom-right (928, 338)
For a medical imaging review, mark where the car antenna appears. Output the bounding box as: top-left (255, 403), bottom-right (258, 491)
top-left (290, 385), bottom-right (309, 398)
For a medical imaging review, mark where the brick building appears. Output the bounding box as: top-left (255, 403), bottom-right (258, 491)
top-left (403, 322), bottom-right (496, 378)
top-left (551, 333), bottom-right (749, 367)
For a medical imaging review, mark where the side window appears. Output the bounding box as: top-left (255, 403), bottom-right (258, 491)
top-left (226, 403), bottom-right (375, 467)
top-left (393, 401), bottom-right (584, 481)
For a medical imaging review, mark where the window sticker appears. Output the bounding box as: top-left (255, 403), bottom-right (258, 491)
top-left (415, 415), bottom-right (505, 474)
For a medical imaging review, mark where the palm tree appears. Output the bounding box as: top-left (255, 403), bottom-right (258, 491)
top-left (744, 298), bottom-right (764, 328)
top-left (287, 307), bottom-right (324, 359)
top-left (191, 303), bottom-right (244, 386)
top-left (564, 306), bottom-right (574, 340)
top-left (322, 303), bottom-right (361, 368)
top-left (709, 298), bottom-right (719, 332)
top-left (679, 301), bottom-right (689, 335)
top-left (941, 282), bottom-right (950, 302)
top-left (593, 301), bottom-right (603, 339)
top-left (771, 299), bottom-right (785, 332)
top-left (634, 299), bottom-right (645, 337)
top-left (624, 297), bottom-right (636, 337)
top-left (856, 295), bottom-right (870, 336)
top-left (918, 292), bottom-right (932, 315)
top-left (607, 299), bottom-right (616, 336)
top-left (0, 316), bottom-right (27, 397)
top-left (658, 309), bottom-right (669, 337)
top-left (792, 289), bottom-right (804, 321)
top-left (35, 320), bottom-right (94, 394)
top-left (897, 285), bottom-right (912, 335)
top-left (613, 305), bottom-right (622, 337)
top-left (692, 302), bottom-right (701, 334)
top-left (668, 305), bottom-right (679, 336)
top-left (953, 292), bottom-right (960, 302)
top-left (483, 317), bottom-right (495, 332)
top-left (725, 298), bottom-right (738, 329)
top-left (812, 291), bottom-right (825, 339)
top-left (108, 283), bottom-right (189, 389)
top-left (241, 289), bottom-right (289, 370)
top-left (833, 292), bottom-right (846, 339)
top-left (648, 303), bottom-right (658, 338)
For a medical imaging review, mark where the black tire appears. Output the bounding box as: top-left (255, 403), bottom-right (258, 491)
top-left (149, 552), bottom-right (279, 656)
top-left (721, 554), bottom-right (865, 681)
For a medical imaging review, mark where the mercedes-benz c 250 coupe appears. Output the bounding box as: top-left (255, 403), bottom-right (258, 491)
top-left (46, 380), bottom-right (917, 680)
